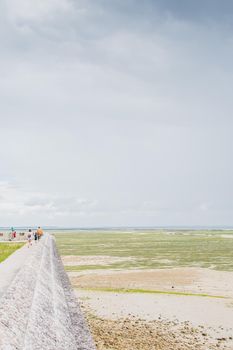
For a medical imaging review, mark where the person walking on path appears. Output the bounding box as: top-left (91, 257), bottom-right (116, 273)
top-left (27, 229), bottom-right (32, 247)
top-left (10, 227), bottom-right (16, 240)
top-left (34, 231), bottom-right (38, 243)
top-left (37, 227), bottom-right (43, 240)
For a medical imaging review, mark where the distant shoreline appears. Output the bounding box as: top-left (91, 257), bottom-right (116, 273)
top-left (1, 226), bottom-right (233, 232)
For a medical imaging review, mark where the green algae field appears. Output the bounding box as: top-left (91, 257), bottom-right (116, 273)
top-left (55, 230), bottom-right (233, 272)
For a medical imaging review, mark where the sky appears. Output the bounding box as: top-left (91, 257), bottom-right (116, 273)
top-left (0, 0), bottom-right (233, 227)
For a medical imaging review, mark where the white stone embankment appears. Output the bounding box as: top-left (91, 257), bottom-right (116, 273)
top-left (0, 243), bottom-right (36, 298)
top-left (0, 234), bottom-right (96, 350)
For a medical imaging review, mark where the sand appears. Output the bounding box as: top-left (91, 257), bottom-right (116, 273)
top-left (62, 255), bottom-right (135, 266)
top-left (77, 289), bottom-right (233, 350)
top-left (69, 267), bottom-right (233, 298)
top-left (69, 267), bottom-right (233, 350)
top-left (76, 289), bottom-right (233, 329)
top-left (83, 314), bottom-right (232, 350)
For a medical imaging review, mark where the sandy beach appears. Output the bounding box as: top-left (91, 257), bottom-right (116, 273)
top-left (69, 267), bottom-right (233, 297)
top-left (70, 267), bottom-right (233, 350)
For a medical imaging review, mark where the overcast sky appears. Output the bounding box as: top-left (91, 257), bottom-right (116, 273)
top-left (0, 0), bottom-right (233, 227)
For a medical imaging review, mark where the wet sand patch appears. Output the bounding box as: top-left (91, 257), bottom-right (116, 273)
top-left (72, 267), bottom-right (233, 349)
top-left (62, 255), bottom-right (135, 266)
top-left (70, 267), bottom-right (233, 298)
top-left (78, 291), bottom-right (233, 350)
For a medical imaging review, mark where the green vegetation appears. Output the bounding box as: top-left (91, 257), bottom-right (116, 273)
top-left (55, 230), bottom-right (233, 271)
top-left (0, 243), bottom-right (24, 263)
top-left (65, 265), bottom-right (115, 271)
top-left (80, 287), bottom-right (227, 299)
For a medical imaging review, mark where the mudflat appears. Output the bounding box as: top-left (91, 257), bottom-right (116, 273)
top-left (72, 267), bottom-right (233, 349)
top-left (56, 230), bottom-right (233, 350)
top-left (69, 267), bottom-right (233, 297)
top-left (78, 291), bottom-right (233, 350)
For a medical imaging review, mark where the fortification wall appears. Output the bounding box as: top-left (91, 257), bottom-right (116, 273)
top-left (0, 234), bottom-right (96, 350)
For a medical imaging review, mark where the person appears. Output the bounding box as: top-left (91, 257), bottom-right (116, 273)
top-left (10, 227), bottom-right (15, 240)
top-left (27, 229), bottom-right (32, 247)
top-left (37, 227), bottom-right (43, 240)
top-left (34, 231), bottom-right (38, 242)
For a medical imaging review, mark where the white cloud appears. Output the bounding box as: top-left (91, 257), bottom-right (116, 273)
top-left (0, 1), bottom-right (233, 227)
top-left (5, 0), bottom-right (73, 23)
top-left (199, 203), bottom-right (209, 212)
top-left (0, 182), bottom-right (98, 225)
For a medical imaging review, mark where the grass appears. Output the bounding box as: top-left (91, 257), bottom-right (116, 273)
top-left (55, 230), bottom-right (233, 271)
top-left (65, 264), bottom-right (116, 271)
top-left (80, 287), bottom-right (227, 299)
top-left (0, 242), bottom-right (24, 263)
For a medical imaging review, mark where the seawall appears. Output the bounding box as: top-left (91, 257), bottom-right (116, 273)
top-left (0, 234), bottom-right (96, 350)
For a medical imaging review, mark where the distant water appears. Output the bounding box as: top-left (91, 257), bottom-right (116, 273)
top-left (0, 226), bottom-right (233, 234)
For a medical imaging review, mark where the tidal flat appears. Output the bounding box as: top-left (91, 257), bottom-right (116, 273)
top-left (56, 229), bottom-right (233, 271)
top-left (56, 230), bottom-right (233, 350)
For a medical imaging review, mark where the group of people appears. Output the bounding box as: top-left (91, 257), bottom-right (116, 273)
top-left (27, 227), bottom-right (44, 247)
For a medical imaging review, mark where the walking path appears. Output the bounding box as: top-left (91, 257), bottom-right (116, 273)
top-left (0, 234), bottom-right (96, 350)
top-left (0, 242), bottom-right (36, 298)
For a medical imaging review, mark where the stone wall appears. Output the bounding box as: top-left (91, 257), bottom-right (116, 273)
top-left (0, 234), bottom-right (96, 350)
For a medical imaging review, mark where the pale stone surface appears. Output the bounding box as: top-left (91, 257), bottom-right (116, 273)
top-left (0, 234), bottom-right (96, 350)
top-left (0, 242), bottom-right (36, 298)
